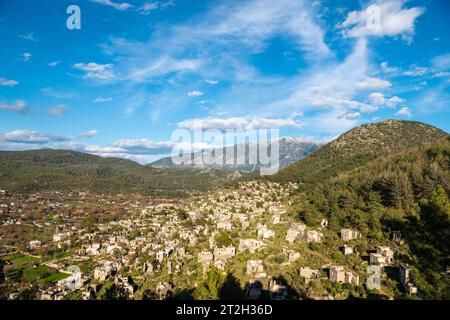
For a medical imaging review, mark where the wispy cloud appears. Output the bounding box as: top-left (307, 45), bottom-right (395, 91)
top-left (73, 62), bottom-right (115, 80)
top-left (22, 52), bottom-right (32, 62)
top-left (94, 96), bottom-right (113, 103)
top-left (431, 53), bottom-right (450, 70)
top-left (48, 60), bottom-right (60, 67)
top-left (77, 130), bottom-right (98, 139)
top-left (353, 77), bottom-right (392, 90)
top-left (138, 1), bottom-right (175, 15)
top-left (0, 129), bottom-right (98, 149)
top-left (40, 87), bottom-right (75, 99)
top-left (205, 79), bottom-right (219, 85)
top-left (90, 0), bottom-right (133, 11)
top-left (18, 33), bottom-right (38, 42)
top-left (395, 106), bottom-right (412, 117)
top-left (48, 104), bottom-right (68, 117)
top-left (403, 66), bottom-right (428, 77)
top-left (187, 90), bottom-right (204, 97)
top-left (0, 100), bottom-right (30, 114)
top-left (0, 77), bottom-right (19, 87)
top-left (177, 117), bottom-right (301, 130)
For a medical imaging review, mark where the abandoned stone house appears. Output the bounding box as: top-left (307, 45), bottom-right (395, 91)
top-left (56, 272), bottom-right (83, 291)
top-left (257, 224), bottom-right (275, 239)
top-left (198, 251), bottom-right (214, 271)
top-left (213, 245), bottom-right (236, 261)
top-left (246, 260), bottom-right (266, 278)
top-left (306, 230), bottom-right (323, 243)
top-left (272, 214), bottom-right (281, 225)
top-left (188, 211), bottom-right (199, 220)
top-left (53, 232), bottom-right (71, 242)
top-left (329, 266), bottom-right (359, 286)
top-left (28, 240), bottom-right (42, 250)
top-left (370, 246), bottom-right (395, 266)
top-left (143, 261), bottom-right (154, 274)
top-left (284, 249), bottom-right (300, 262)
top-left (399, 264), bottom-right (418, 295)
top-left (214, 259), bottom-right (226, 271)
top-left (342, 245), bottom-right (354, 255)
top-left (239, 239), bottom-right (264, 254)
top-left (216, 220), bottom-right (232, 231)
top-left (299, 267), bottom-right (320, 284)
top-left (94, 261), bottom-right (118, 282)
top-left (285, 223), bottom-right (306, 243)
top-left (340, 228), bottom-right (361, 241)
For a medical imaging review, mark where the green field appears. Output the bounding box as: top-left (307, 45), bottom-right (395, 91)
top-left (1, 253), bottom-right (69, 284)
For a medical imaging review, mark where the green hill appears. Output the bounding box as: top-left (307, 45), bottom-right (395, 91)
top-left (273, 120), bottom-right (450, 299)
top-left (271, 120), bottom-right (449, 184)
top-left (0, 149), bottom-right (226, 196)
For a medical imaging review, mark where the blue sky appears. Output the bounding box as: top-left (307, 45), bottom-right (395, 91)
top-left (1, 0), bottom-right (450, 163)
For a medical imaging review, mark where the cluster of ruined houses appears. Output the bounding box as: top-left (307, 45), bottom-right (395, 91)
top-left (5, 181), bottom-right (419, 300)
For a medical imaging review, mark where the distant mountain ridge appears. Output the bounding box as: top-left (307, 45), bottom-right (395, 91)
top-left (150, 137), bottom-right (323, 172)
top-left (1, 120), bottom-right (447, 196)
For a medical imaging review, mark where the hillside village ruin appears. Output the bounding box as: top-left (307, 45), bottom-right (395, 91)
top-left (0, 181), bottom-right (417, 300)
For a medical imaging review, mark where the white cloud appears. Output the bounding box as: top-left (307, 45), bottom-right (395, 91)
top-left (18, 33), bottom-right (38, 42)
top-left (187, 90), bottom-right (204, 97)
top-left (339, 0), bottom-right (424, 42)
top-left (248, 118), bottom-right (301, 129)
top-left (178, 117), bottom-right (248, 130)
top-left (22, 52), bottom-right (32, 62)
top-left (0, 129), bottom-right (98, 147)
top-left (77, 130), bottom-right (98, 139)
top-left (48, 60), bottom-right (60, 67)
top-left (139, 2), bottom-right (158, 14)
top-left (368, 92), bottom-right (386, 106)
top-left (90, 0), bottom-right (133, 11)
top-left (354, 77), bottom-right (391, 90)
top-left (40, 87), bottom-right (74, 99)
top-left (177, 117), bottom-right (300, 130)
top-left (112, 139), bottom-right (176, 155)
top-left (205, 79), bottom-right (219, 85)
top-left (369, 92), bottom-right (405, 108)
top-left (312, 96), bottom-right (377, 113)
top-left (0, 77), bottom-right (19, 87)
top-left (48, 105), bottom-right (68, 117)
top-left (385, 96), bottom-right (405, 108)
top-left (380, 61), bottom-right (398, 73)
top-left (101, 0), bottom-right (331, 86)
top-left (0, 130), bottom-right (68, 144)
top-left (433, 72), bottom-right (450, 78)
top-left (403, 66), bottom-right (428, 77)
top-left (431, 53), bottom-right (450, 70)
top-left (74, 62), bottom-right (115, 80)
top-left (310, 109), bottom-right (360, 135)
top-left (342, 112), bottom-right (361, 120)
top-left (395, 106), bottom-right (412, 117)
top-left (138, 1), bottom-right (174, 15)
top-left (94, 97), bottom-right (113, 103)
top-left (0, 100), bottom-right (29, 114)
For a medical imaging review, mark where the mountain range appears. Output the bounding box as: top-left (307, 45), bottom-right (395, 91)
top-left (150, 137), bottom-right (322, 172)
top-left (0, 120), bottom-right (448, 197)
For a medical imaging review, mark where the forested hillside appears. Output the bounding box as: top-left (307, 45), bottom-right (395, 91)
top-left (282, 132), bottom-right (450, 298)
top-left (0, 149), bottom-right (226, 197)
